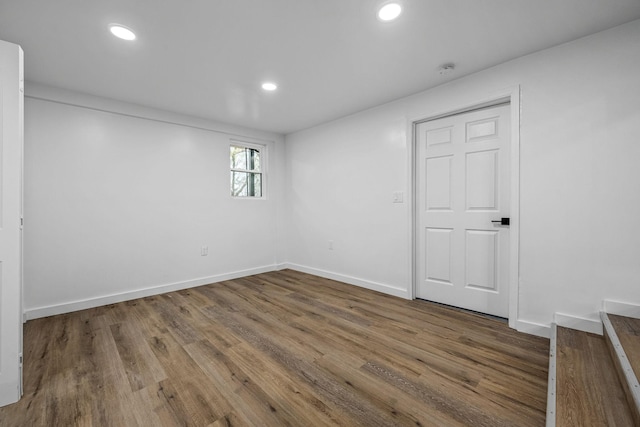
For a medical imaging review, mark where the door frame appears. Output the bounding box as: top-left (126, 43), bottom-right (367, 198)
top-left (407, 85), bottom-right (521, 329)
top-left (0, 40), bottom-right (24, 407)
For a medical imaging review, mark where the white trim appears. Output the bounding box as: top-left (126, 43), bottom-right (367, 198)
top-left (274, 263), bottom-right (289, 271)
top-left (507, 86), bottom-right (521, 330)
top-left (603, 300), bottom-right (640, 319)
top-left (24, 265), bottom-right (279, 320)
top-left (546, 323), bottom-right (557, 427)
top-left (408, 85), bottom-right (521, 328)
top-left (283, 263), bottom-right (410, 299)
top-left (554, 312), bottom-right (603, 335)
top-left (406, 115), bottom-right (416, 300)
top-left (601, 311), bottom-right (640, 417)
top-left (515, 320), bottom-right (551, 338)
top-left (0, 40), bottom-right (24, 408)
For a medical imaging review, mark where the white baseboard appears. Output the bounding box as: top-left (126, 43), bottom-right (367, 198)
top-left (274, 263), bottom-right (289, 271)
top-left (283, 263), bottom-right (410, 300)
top-left (23, 265), bottom-right (279, 320)
top-left (515, 320), bottom-right (551, 338)
top-left (554, 312), bottom-right (603, 335)
top-left (603, 300), bottom-right (640, 319)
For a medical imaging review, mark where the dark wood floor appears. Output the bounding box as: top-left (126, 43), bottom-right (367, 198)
top-left (0, 270), bottom-right (549, 426)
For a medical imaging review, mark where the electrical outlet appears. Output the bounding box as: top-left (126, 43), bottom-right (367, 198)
top-left (328, 240), bottom-right (334, 250)
top-left (201, 246), bottom-right (208, 256)
top-left (393, 191), bottom-right (404, 203)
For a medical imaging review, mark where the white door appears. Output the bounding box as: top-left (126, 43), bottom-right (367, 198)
top-left (416, 104), bottom-right (510, 317)
top-left (0, 40), bottom-right (24, 407)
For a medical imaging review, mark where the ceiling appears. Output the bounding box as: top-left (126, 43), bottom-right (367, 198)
top-left (1, 1), bottom-right (640, 135)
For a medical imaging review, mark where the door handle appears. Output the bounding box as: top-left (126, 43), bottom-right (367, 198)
top-left (491, 217), bottom-right (510, 226)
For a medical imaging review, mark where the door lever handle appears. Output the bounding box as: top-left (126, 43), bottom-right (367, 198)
top-left (491, 218), bottom-right (510, 226)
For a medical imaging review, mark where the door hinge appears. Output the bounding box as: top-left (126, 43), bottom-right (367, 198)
top-left (20, 217), bottom-right (24, 227)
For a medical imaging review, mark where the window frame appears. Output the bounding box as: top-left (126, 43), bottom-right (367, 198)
top-left (229, 140), bottom-right (267, 200)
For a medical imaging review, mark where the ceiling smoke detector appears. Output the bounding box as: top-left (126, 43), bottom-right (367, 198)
top-left (438, 64), bottom-right (455, 75)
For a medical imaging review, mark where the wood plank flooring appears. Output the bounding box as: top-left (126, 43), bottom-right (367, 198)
top-left (556, 326), bottom-right (634, 426)
top-left (608, 314), bottom-right (640, 381)
top-left (607, 313), bottom-right (640, 425)
top-left (0, 270), bottom-right (549, 426)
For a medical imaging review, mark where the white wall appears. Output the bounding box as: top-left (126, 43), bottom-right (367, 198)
top-left (24, 84), bottom-right (286, 319)
top-left (285, 19), bottom-right (640, 335)
top-left (22, 20), bottom-right (640, 334)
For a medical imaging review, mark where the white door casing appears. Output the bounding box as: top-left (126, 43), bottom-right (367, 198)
top-left (415, 104), bottom-right (511, 318)
top-left (0, 39), bottom-right (24, 407)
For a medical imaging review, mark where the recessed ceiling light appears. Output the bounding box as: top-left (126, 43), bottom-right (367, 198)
top-left (262, 82), bottom-right (278, 91)
top-left (109, 24), bottom-right (136, 41)
top-left (378, 3), bottom-right (402, 21)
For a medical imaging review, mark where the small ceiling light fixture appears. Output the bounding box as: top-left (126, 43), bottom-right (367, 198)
top-left (261, 82), bottom-right (278, 91)
top-left (438, 63), bottom-right (455, 75)
top-left (378, 3), bottom-right (402, 21)
top-left (109, 24), bottom-right (136, 41)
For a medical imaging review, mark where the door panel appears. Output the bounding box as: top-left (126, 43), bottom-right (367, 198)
top-left (465, 150), bottom-right (499, 211)
top-left (425, 228), bottom-right (453, 284)
top-left (425, 156), bottom-right (452, 210)
top-left (425, 125), bottom-right (453, 146)
top-left (465, 230), bottom-right (498, 291)
top-left (0, 40), bottom-right (23, 407)
top-left (416, 104), bottom-right (510, 317)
